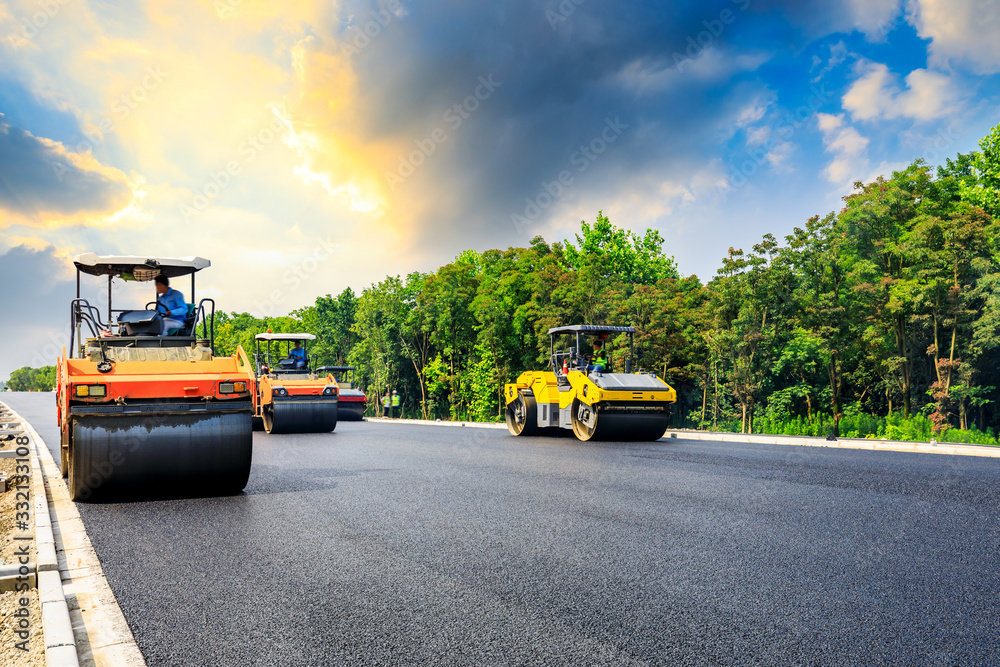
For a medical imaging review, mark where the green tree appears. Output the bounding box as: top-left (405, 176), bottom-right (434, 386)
top-left (7, 366), bottom-right (57, 391)
top-left (962, 123), bottom-right (1000, 219)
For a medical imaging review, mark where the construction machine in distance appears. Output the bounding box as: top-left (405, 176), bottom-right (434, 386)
top-left (504, 325), bottom-right (676, 441)
top-left (57, 253), bottom-right (255, 501)
top-left (253, 333), bottom-right (338, 434)
top-left (316, 366), bottom-right (366, 421)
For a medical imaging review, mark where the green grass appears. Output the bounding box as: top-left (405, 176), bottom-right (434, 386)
top-left (706, 412), bottom-right (999, 446)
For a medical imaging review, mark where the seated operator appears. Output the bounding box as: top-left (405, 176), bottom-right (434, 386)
top-left (586, 341), bottom-right (607, 374)
top-left (288, 341), bottom-right (307, 368)
top-left (154, 274), bottom-right (187, 336)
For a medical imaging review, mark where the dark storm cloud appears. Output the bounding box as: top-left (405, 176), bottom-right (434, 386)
top-left (0, 245), bottom-right (75, 378)
top-left (339, 0), bottom-right (853, 253)
top-left (0, 117), bottom-right (131, 218)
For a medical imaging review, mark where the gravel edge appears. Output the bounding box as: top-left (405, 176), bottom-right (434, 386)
top-left (0, 402), bottom-right (78, 667)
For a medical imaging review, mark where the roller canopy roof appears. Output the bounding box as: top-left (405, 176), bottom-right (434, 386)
top-left (254, 333), bottom-right (317, 341)
top-left (73, 253), bottom-right (211, 279)
top-left (548, 325), bottom-right (636, 334)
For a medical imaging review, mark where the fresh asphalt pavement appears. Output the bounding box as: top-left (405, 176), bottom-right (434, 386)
top-left (5, 392), bottom-right (1000, 666)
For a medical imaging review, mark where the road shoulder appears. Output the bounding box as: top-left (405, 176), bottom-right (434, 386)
top-left (20, 406), bottom-right (146, 667)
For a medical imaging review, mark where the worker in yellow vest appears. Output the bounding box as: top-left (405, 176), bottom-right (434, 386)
top-left (588, 341), bottom-right (607, 374)
top-left (391, 389), bottom-right (401, 418)
top-left (382, 393), bottom-right (391, 418)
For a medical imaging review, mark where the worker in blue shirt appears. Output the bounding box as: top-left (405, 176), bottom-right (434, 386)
top-left (154, 274), bottom-right (187, 335)
top-left (289, 341), bottom-right (307, 368)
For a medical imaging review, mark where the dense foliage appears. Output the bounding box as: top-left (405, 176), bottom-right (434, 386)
top-left (5, 366), bottom-right (57, 392)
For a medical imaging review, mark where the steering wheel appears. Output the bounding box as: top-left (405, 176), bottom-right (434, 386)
top-left (145, 300), bottom-right (166, 314)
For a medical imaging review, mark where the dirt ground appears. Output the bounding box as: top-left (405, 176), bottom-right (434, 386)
top-left (0, 458), bottom-right (35, 567)
top-left (0, 589), bottom-right (44, 667)
top-left (0, 454), bottom-right (44, 666)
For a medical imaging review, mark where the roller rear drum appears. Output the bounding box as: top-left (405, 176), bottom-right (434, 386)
top-left (264, 400), bottom-right (338, 434)
top-left (506, 390), bottom-right (538, 436)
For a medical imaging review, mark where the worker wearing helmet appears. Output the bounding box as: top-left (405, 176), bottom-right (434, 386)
top-left (391, 389), bottom-right (401, 418)
top-left (587, 341), bottom-right (607, 374)
top-left (382, 393), bottom-right (391, 418)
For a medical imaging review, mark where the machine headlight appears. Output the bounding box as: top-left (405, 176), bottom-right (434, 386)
top-left (219, 381), bottom-right (248, 394)
top-left (322, 386), bottom-right (336, 396)
top-left (74, 384), bottom-right (106, 398)
top-left (274, 387), bottom-right (288, 397)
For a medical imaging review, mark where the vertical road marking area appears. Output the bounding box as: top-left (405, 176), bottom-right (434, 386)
top-left (12, 405), bottom-right (147, 667)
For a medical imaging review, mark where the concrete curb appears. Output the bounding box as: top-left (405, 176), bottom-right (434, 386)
top-left (369, 417), bottom-right (507, 430)
top-left (368, 415), bottom-right (1000, 459)
top-left (15, 401), bottom-right (148, 667)
top-left (0, 401), bottom-right (79, 667)
top-left (666, 429), bottom-right (1000, 459)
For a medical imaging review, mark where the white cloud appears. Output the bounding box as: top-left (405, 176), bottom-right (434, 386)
top-left (909, 0), bottom-right (1000, 74)
top-left (849, 0), bottom-right (902, 38)
top-left (811, 41), bottom-right (849, 82)
top-left (842, 61), bottom-right (960, 122)
top-left (817, 113), bottom-right (870, 185)
top-left (615, 48), bottom-right (770, 94)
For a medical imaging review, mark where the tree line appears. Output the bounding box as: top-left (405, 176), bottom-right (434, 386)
top-left (5, 366), bottom-right (56, 392)
top-left (217, 123), bottom-right (1000, 444)
top-left (9, 124), bottom-right (1000, 445)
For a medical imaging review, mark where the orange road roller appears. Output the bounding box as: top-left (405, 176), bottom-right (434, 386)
top-left (316, 366), bottom-right (366, 421)
top-left (504, 325), bottom-right (676, 441)
top-left (56, 253), bottom-right (255, 500)
top-left (253, 333), bottom-right (339, 434)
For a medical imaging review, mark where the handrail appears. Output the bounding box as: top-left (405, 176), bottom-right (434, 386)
top-left (195, 298), bottom-right (216, 352)
top-left (69, 298), bottom-right (105, 357)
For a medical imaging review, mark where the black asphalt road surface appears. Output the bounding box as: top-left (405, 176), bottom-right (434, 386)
top-left (5, 392), bottom-right (1000, 666)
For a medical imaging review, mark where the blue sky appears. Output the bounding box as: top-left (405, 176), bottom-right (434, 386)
top-left (0, 0), bottom-right (999, 379)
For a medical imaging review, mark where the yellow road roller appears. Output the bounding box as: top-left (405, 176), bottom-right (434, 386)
top-left (57, 253), bottom-right (255, 500)
top-left (504, 325), bottom-right (676, 441)
top-left (253, 333), bottom-right (338, 434)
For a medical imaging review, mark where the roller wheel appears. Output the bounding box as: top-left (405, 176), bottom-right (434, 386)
top-left (571, 399), bottom-right (669, 442)
top-left (69, 412), bottom-right (253, 501)
top-left (252, 416), bottom-right (265, 431)
top-left (60, 424), bottom-right (70, 478)
top-left (571, 399), bottom-right (599, 441)
top-left (264, 401), bottom-right (337, 434)
top-left (506, 390), bottom-right (538, 436)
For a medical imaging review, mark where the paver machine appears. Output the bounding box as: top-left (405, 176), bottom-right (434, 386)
top-left (315, 366), bottom-right (366, 421)
top-left (57, 253), bottom-right (255, 500)
top-left (504, 325), bottom-right (676, 441)
top-left (253, 333), bottom-right (339, 434)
